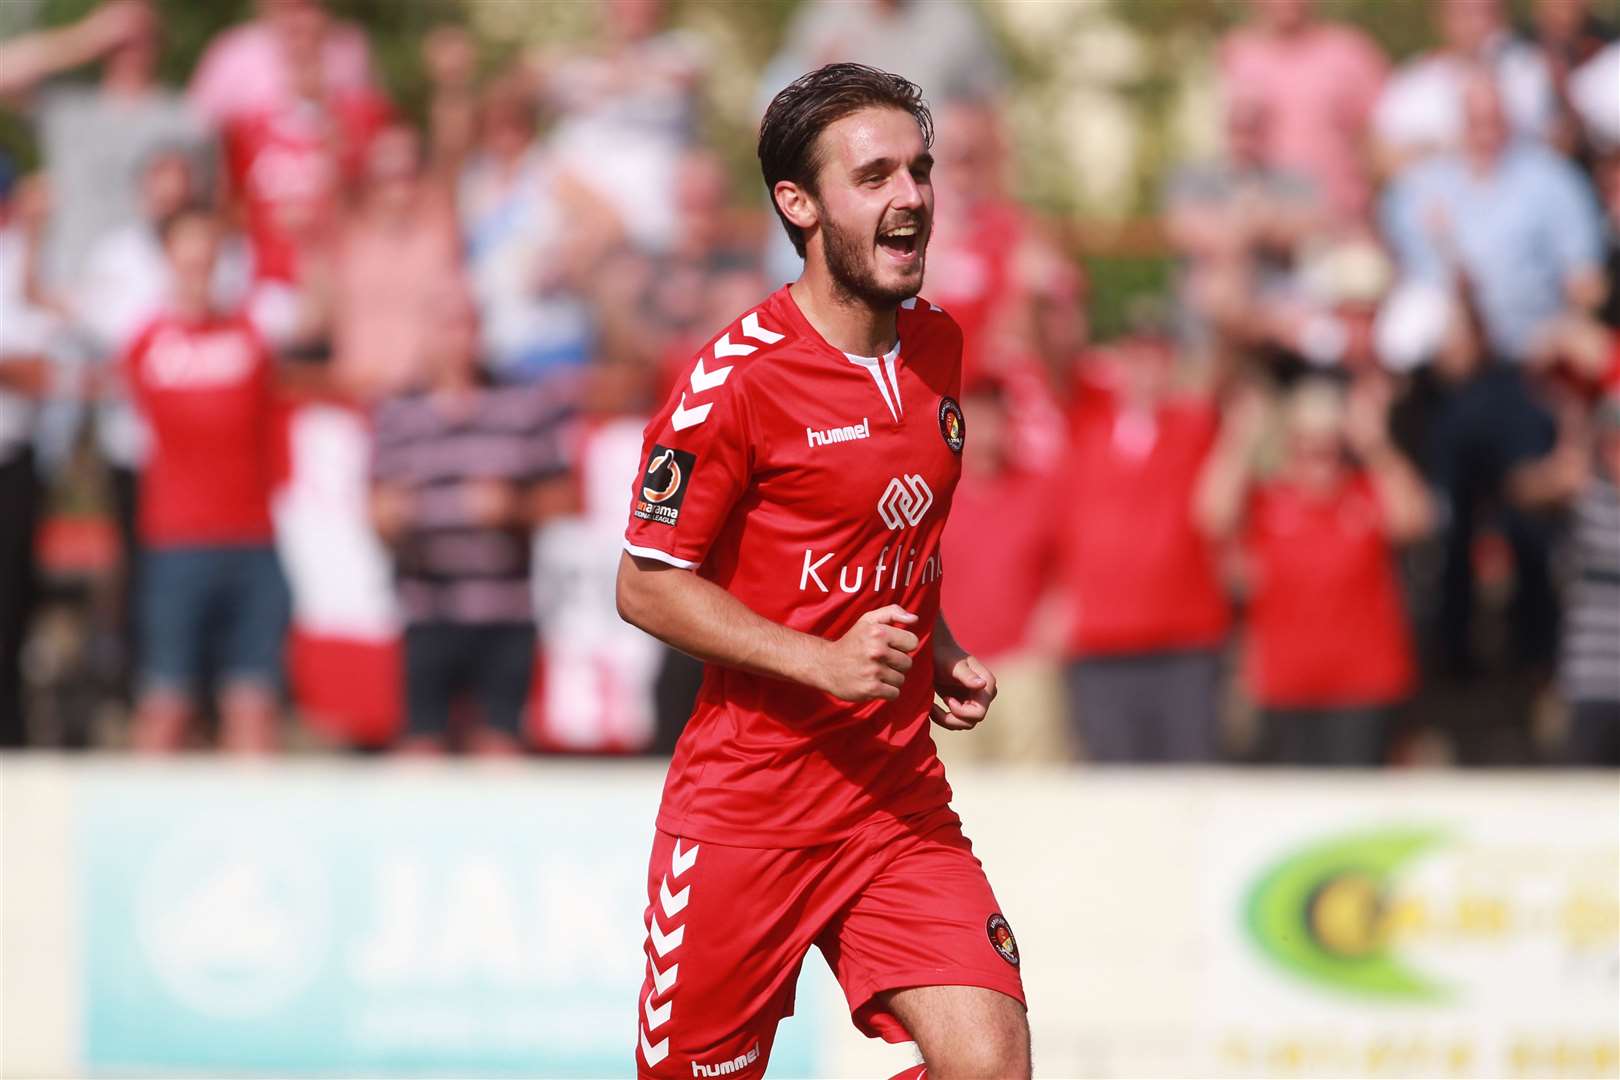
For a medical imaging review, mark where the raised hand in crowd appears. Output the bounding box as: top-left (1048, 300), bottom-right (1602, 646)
top-left (0, 0), bottom-right (153, 100)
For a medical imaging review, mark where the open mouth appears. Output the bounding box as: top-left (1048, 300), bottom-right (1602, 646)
top-left (877, 222), bottom-right (922, 262)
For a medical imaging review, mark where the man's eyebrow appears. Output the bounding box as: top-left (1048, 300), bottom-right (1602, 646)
top-left (850, 152), bottom-right (935, 176)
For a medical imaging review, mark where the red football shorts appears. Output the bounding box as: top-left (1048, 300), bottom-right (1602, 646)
top-left (633, 804), bottom-right (1026, 1078)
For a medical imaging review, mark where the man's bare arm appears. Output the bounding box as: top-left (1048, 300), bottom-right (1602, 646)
top-left (615, 551), bottom-right (917, 702)
top-left (0, 1), bottom-right (150, 101)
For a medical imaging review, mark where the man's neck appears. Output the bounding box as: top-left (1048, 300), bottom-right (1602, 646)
top-left (100, 68), bottom-right (151, 99)
top-left (170, 296), bottom-right (210, 322)
top-left (789, 267), bottom-right (899, 358)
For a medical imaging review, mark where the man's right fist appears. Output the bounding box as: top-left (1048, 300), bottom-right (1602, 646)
top-left (817, 606), bottom-right (920, 702)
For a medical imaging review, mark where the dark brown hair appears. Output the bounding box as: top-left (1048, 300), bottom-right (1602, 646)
top-left (757, 63), bottom-right (933, 258)
top-left (156, 200), bottom-right (218, 247)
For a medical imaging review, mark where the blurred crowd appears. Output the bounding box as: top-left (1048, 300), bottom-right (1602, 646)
top-left (1, 0), bottom-right (1617, 766)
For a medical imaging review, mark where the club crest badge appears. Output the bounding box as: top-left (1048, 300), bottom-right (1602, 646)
top-left (938, 396), bottom-right (965, 454)
top-left (987, 913), bottom-right (1019, 967)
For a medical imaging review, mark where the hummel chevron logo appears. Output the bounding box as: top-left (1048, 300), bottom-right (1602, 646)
top-left (669, 316), bottom-right (781, 432)
top-left (649, 917), bottom-right (684, 957)
top-left (640, 1026), bottom-right (669, 1066)
top-left (689, 356), bottom-right (732, 393)
top-left (650, 958), bottom-right (678, 996)
top-left (671, 839), bottom-right (700, 877)
top-left (713, 332), bottom-right (755, 360)
top-left (644, 992), bottom-right (672, 1031)
top-left (660, 876), bottom-right (690, 918)
top-left (671, 394), bottom-right (711, 432)
top-left (741, 311), bottom-right (783, 343)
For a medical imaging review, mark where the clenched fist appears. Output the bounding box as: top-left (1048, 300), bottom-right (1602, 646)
top-left (817, 606), bottom-right (919, 702)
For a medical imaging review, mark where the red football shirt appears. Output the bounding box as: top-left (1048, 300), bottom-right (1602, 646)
top-left (225, 91), bottom-right (391, 283)
top-left (1056, 380), bottom-right (1230, 656)
top-left (623, 286), bottom-right (964, 847)
top-left (1243, 473), bottom-right (1416, 707)
top-left (125, 311), bottom-right (277, 547)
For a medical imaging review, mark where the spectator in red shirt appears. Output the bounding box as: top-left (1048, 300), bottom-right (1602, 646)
top-left (1055, 332), bottom-right (1231, 763)
top-left (1197, 376), bottom-right (1433, 766)
top-left (221, 10), bottom-right (390, 351)
top-left (937, 374), bottom-right (1068, 764)
top-left (124, 206), bottom-right (289, 752)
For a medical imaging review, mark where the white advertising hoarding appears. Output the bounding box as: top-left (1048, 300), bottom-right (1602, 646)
top-left (3, 760), bottom-right (1615, 1078)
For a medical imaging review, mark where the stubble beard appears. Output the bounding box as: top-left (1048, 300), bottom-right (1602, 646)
top-left (818, 205), bottom-right (925, 310)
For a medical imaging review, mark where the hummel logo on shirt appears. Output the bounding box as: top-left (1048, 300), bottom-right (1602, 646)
top-left (806, 418), bottom-right (871, 448)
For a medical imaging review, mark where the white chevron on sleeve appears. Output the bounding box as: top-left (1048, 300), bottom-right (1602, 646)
top-left (741, 311), bottom-right (784, 343)
top-left (671, 839), bottom-right (700, 878)
top-left (649, 916), bottom-right (684, 957)
top-left (689, 356), bottom-right (732, 393)
top-left (660, 876), bottom-right (690, 918)
top-left (670, 394), bottom-right (711, 432)
top-left (644, 991), bottom-right (672, 1031)
top-left (650, 958), bottom-right (678, 996)
top-left (713, 332), bottom-right (756, 360)
top-left (640, 1026), bottom-right (670, 1066)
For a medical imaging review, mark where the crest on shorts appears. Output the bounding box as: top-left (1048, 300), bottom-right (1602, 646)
top-left (987, 913), bottom-right (1019, 967)
top-left (938, 396), bottom-right (965, 454)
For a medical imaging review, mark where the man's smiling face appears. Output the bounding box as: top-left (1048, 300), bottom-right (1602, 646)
top-left (805, 105), bottom-right (935, 307)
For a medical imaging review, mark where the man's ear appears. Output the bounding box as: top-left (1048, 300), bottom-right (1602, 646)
top-left (773, 179), bottom-right (819, 235)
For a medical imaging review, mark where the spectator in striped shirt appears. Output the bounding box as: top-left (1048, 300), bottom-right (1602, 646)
top-left (1511, 395), bottom-right (1620, 767)
top-left (368, 288), bottom-right (575, 753)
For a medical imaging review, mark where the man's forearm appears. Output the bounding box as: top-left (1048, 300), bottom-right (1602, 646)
top-left (617, 551), bottom-right (828, 690)
top-left (0, 13), bottom-right (119, 99)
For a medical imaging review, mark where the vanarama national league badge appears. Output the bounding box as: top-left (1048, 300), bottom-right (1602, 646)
top-left (633, 444), bottom-right (696, 526)
top-left (987, 913), bottom-right (1019, 967)
top-left (938, 396), bottom-right (965, 454)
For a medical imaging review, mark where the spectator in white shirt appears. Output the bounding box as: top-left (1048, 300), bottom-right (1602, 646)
top-left (1373, 0), bottom-right (1556, 177)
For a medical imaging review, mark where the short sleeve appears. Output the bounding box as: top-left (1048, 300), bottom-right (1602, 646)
top-left (120, 325), bottom-right (149, 411)
top-left (623, 372), bottom-right (756, 570)
top-left (1540, 156), bottom-right (1605, 277)
top-left (368, 398), bottom-right (410, 485)
top-left (1379, 165), bottom-right (1448, 281)
top-left (1337, 30), bottom-right (1392, 129)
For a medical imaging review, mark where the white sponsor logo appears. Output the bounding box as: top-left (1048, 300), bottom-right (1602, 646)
top-left (693, 1043), bottom-right (760, 1076)
top-left (877, 474), bottom-right (933, 529)
top-left (807, 417), bottom-right (870, 448)
top-left (146, 328), bottom-right (258, 389)
top-left (798, 543), bottom-right (942, 594)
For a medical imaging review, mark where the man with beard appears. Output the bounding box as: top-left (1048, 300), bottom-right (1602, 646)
top-left (616, 64), bottom-right (1029, 1080)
